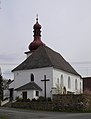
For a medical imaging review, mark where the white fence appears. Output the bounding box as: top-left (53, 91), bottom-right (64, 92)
top-left (1, 98), bottom-right (9, 106)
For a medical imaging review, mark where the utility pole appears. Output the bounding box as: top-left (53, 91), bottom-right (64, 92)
top-left (41, 75), bottom-right (50, 101)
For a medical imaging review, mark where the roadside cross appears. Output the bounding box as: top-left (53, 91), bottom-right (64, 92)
top-left (41, 75), bottom-right (50, 100)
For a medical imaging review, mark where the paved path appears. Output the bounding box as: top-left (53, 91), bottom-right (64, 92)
top-left (0, 107), bottom-right (91, 119)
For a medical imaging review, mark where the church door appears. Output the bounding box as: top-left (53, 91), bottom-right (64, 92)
top-left (22, 92), bottom-right (27, 99)
top-left (9, 88), bottom-right (14, 101)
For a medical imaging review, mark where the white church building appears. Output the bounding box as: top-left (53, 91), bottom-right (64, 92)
top-left (9, 17), bottom-right (83, 101)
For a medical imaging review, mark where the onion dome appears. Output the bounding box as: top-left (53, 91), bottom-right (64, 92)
top-left (29, 15), bottom-right (45, 51)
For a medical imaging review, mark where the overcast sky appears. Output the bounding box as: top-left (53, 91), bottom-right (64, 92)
top-left (0, 0), bottom-right (91, 79)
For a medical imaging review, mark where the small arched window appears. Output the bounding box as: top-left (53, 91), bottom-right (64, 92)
top-left (68, 76), bottom-right (71, 89)
top-left (75, 79), bottom-right (77, 90)
top-left (61, 75), bottom-right (63, 86)
top-left (80, 82), bottom-right (81, 92)
top-left (57, 78), bottom-right (59, 84)
top-left (31, 73), bottom-right (34, 82)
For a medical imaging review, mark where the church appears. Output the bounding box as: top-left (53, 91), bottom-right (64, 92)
top-left (9, 17), bottom-right (83, 100)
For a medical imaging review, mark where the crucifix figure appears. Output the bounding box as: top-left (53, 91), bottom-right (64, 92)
top-left (41, 75), bottom-right (50, 100)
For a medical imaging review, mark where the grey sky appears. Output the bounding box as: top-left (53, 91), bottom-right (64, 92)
top-left (0, 0), bottom-right (91, 79)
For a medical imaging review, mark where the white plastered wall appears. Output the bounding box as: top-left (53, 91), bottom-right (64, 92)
top-left (12, 67), bottom-right (53, 98)
top-left (53, 68), bottom-right (83, 94)
top-left (16, 90), bottom-right (42, 100)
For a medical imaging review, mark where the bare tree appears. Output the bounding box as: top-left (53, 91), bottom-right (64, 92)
top-left (0, 74), bottom-right (3, 100)
top-left (55, 83), bottom-right (63, 94)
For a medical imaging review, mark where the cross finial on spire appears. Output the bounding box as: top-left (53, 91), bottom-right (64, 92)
top-left (36, 14), bottom-right (38, 22)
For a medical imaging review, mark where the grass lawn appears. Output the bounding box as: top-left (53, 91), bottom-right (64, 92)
top-left (0, 116), bottom-right (8, 119)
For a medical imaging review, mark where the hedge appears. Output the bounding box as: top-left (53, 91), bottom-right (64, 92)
top-left (11, 94), bottom-right (91, 112)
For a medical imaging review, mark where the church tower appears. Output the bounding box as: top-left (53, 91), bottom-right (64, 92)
top-left (25, 15), bottom-right (45, 58)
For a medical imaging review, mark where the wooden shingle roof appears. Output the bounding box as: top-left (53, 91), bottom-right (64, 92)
top-left (12, 45), bottom-right (80, 76)
top-left (15, 82), bottom-right (42, 91)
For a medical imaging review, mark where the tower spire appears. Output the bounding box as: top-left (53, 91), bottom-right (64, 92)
top-left (36, 14), bottom-right (38, 22)
top-left (33, 14), bottom-right (41, 37)
top-left (28, 15), bottom-right (45, 51)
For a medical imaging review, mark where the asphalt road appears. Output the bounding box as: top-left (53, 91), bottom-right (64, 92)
top-left (0, 107), bottom-right (91, 119)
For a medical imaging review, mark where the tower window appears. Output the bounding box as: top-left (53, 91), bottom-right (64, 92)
top-left (31, 73), bottom-right (34, 81)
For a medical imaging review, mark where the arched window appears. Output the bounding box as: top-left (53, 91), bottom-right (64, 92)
top-left (63, 86), bottom-right (66, 94)
top-left (75, 79), bottom-right (77, 90)
top-left (61, 75), bottom-right (63, 86)
top-left (57, 78), bottom-right (59, 84)
top-left (80, 82), bottom-right (81, 93)
top-left (31, 73), bottom-right (34, 81)
top-left (68, 76), bottom-right (71, 89)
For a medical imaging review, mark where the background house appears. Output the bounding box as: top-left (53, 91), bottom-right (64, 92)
top-left (3, 79), bottom-right (13, 100)
top-left (83, 77), bottom-right (91, 92)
